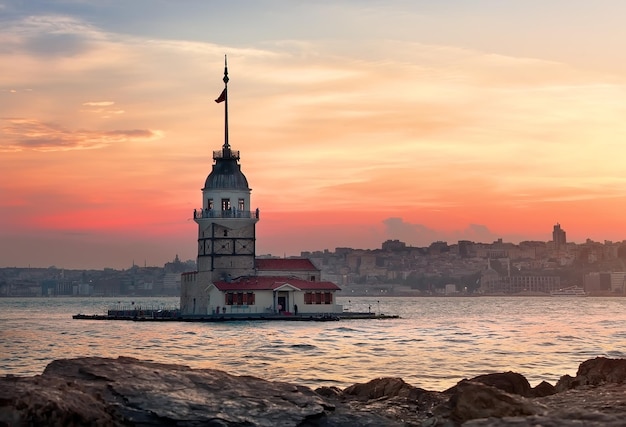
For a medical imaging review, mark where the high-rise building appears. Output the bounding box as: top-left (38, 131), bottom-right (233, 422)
top-left (552, 223), bottom-right (566, 249)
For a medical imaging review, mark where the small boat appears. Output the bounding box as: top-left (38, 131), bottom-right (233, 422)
top-left (550, 286), bottom-right (588, 297)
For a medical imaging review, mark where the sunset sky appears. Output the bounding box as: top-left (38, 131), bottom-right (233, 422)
top-left (2, 1), bottom-right (626, 269)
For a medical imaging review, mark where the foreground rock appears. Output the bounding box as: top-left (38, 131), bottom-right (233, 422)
top-left (424, 356), bottom-right (626, 426)
top-left (0, 356), bottom-right (402, 426)
top-left (1, 356), bottom-right (626, 426)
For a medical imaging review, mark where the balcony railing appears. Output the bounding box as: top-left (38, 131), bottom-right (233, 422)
top-left (194, 208), bottom-right (259, 220)
top-left (213, 149), bottom-right (240, 160)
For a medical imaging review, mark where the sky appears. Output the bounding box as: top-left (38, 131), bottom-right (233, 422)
top-left (2, 1), bottom-right (626, 269)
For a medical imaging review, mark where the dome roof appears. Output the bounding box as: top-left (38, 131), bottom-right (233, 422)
top-left (204, 158), bottom-right (250, 190)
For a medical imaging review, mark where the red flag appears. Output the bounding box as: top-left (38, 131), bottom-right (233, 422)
top-left (215, 88), bottom-right (226, 103)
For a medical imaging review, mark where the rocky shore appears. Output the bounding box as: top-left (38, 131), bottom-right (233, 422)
top-left (1, 356), bottom-right (626, 426)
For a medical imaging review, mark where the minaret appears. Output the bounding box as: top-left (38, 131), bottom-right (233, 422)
top-left (193, 57), bottom-right (259, 284)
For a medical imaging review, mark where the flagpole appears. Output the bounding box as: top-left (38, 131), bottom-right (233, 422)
top-left (223, 55), bottom-right (229, 152)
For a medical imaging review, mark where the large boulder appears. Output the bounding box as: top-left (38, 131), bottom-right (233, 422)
top-left (328, 377), bottom-right (447, 425)
top-left (462, 382), bottom-right (626, 427)
top-left (0, 356), bottom-right (399, 427)
top-left (575, 356), bottom-right (626, 385)
top-left (556, 357), bottom-right (626, 392)
top-left (434, 380), bottom-right (544, 423)
top-left (446, 371), bottom-right (534, 397)
top-left (532, 380), bottom-right (556, 397)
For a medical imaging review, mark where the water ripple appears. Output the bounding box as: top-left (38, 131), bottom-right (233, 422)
top-left (1, 296), bottom-right (626, 390)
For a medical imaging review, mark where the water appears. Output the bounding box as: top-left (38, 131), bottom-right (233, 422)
top-left (1, 296), bottom-right (625, 391)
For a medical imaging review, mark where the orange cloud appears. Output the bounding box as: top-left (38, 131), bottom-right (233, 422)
top-left (0, 118), bottom-right (162, 152)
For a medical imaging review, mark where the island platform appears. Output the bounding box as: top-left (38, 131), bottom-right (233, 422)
top-left (73, 308), bottom-right (399, 322)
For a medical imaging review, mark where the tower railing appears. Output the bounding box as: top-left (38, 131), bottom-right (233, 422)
top-left (213, 149), bottom-right (240, 160)
top-left (194, 208), bottom-right (259, 220)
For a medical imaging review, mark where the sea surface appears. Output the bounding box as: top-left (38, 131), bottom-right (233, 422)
top-left (1, 296), bottom-right (625, 391)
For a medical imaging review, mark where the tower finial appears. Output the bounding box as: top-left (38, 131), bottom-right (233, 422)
top-left (223, 55), bottom-right (229, 84)
top-left (214, 55), bottom-right (230, 151)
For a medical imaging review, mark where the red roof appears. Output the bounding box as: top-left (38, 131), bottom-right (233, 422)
top-left (255, 258), bottom-right (318, 271)
top-left (213, 276), bottom-right (340, 292)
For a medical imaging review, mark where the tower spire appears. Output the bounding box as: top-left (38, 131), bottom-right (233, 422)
top-left (213, 55), bottom-right (230, 153)
top-left (223, 55), bottom-right (229, 151)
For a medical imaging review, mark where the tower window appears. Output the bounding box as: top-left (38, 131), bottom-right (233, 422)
top-left (208, 199), bottom-right (214, 210)
top-left (238, 198), bottom-right (245, 211)
top-left (222, 199), bottom-right (231, 210)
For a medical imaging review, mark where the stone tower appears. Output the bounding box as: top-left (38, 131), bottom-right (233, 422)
top-left (181, 58), bottom-right (259, 314)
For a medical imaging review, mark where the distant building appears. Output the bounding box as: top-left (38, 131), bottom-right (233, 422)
top-left (480, 258), bottom-right (560, 294)
top-left (162, 273), bottom-right (181, 293)
top-left (457, 240), bottom-right (474, 257)
top-left (584, 272), bottom-right (626, 294)
top-left (382, 239), bottom-right (406, 252)
top-left (553, 223), bottom-right (567, 250)
top-left (480, 273), bottom-right (561, 294)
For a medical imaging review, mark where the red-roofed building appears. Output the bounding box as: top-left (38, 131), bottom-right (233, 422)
top-left (205, 275), bottom-right (341, 315)
top-left (256, 258), bottom-right (320, 281)
top-left (180, 65), bottom-right (341, 316)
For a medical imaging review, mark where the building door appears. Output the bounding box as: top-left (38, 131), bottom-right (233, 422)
top-left (277, 292), bottom-right (288, 313)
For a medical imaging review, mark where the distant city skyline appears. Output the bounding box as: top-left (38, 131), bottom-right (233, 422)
top-left (2, 1), bottom-right (626, 269)
top-left (3, 224), bottom-right (623, 271)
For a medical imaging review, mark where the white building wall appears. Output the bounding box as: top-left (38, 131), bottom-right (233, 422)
top-left (203, 288), bottom-right (342, 315)
top-left (202, 188), bottom-right (251, 213)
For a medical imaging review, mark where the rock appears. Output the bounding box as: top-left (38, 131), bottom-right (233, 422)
top-left (3, 356), bottom-right (626, 427)
top-left (574, 356), bottom-right (626, 386)
top-left (427, 358), bottom-right (626, 426)
top-left (337, 378), bottom-right (447, 426)
top-left (463, 383), bottom-right (626, 427)
top-left (446, 371), bottom-right (534, 397)
top-left (342, 377), bottom-right (425, 400)
top-left (0, 356), bottom-right (394, 427)
top-left (433, 380), bottom-right (544, 424)
top-left (555, 357), bottom-right (626, 392)
top-left (555, 374), bottom-right (575, 392)
top-left (315, 385), bottom-right (343, 398)
top-left (532, 380), bottom-right (556, 397)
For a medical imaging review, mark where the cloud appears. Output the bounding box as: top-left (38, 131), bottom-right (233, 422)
top-left (9, 14), bottom-right (103, 39)
top-left (0, 118), bottom-right (162, 152)
top-left (83, 101), bottom-right (115, 106)
top-left (81, 101), bottom-right (125, 117)
top-left (383, 217), bottom-right (502, 246)
top-left (383, 217), bottom-right (444, 246)
top-left (453, 224), bottom-right (499, 243)
top-left (24, 32), bottom-right (90, 57)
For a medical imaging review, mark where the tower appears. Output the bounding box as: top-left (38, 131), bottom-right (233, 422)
top-left (553, 223), bottom-right (566, 250)
top-left (181, 58), bottom-right (259, 314)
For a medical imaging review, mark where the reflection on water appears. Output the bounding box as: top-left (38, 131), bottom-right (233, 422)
top-left (1, 296), bottom-right (625, 391)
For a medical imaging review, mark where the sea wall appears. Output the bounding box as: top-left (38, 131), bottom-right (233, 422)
top-left (1, 356), bottom-right (626, 426)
